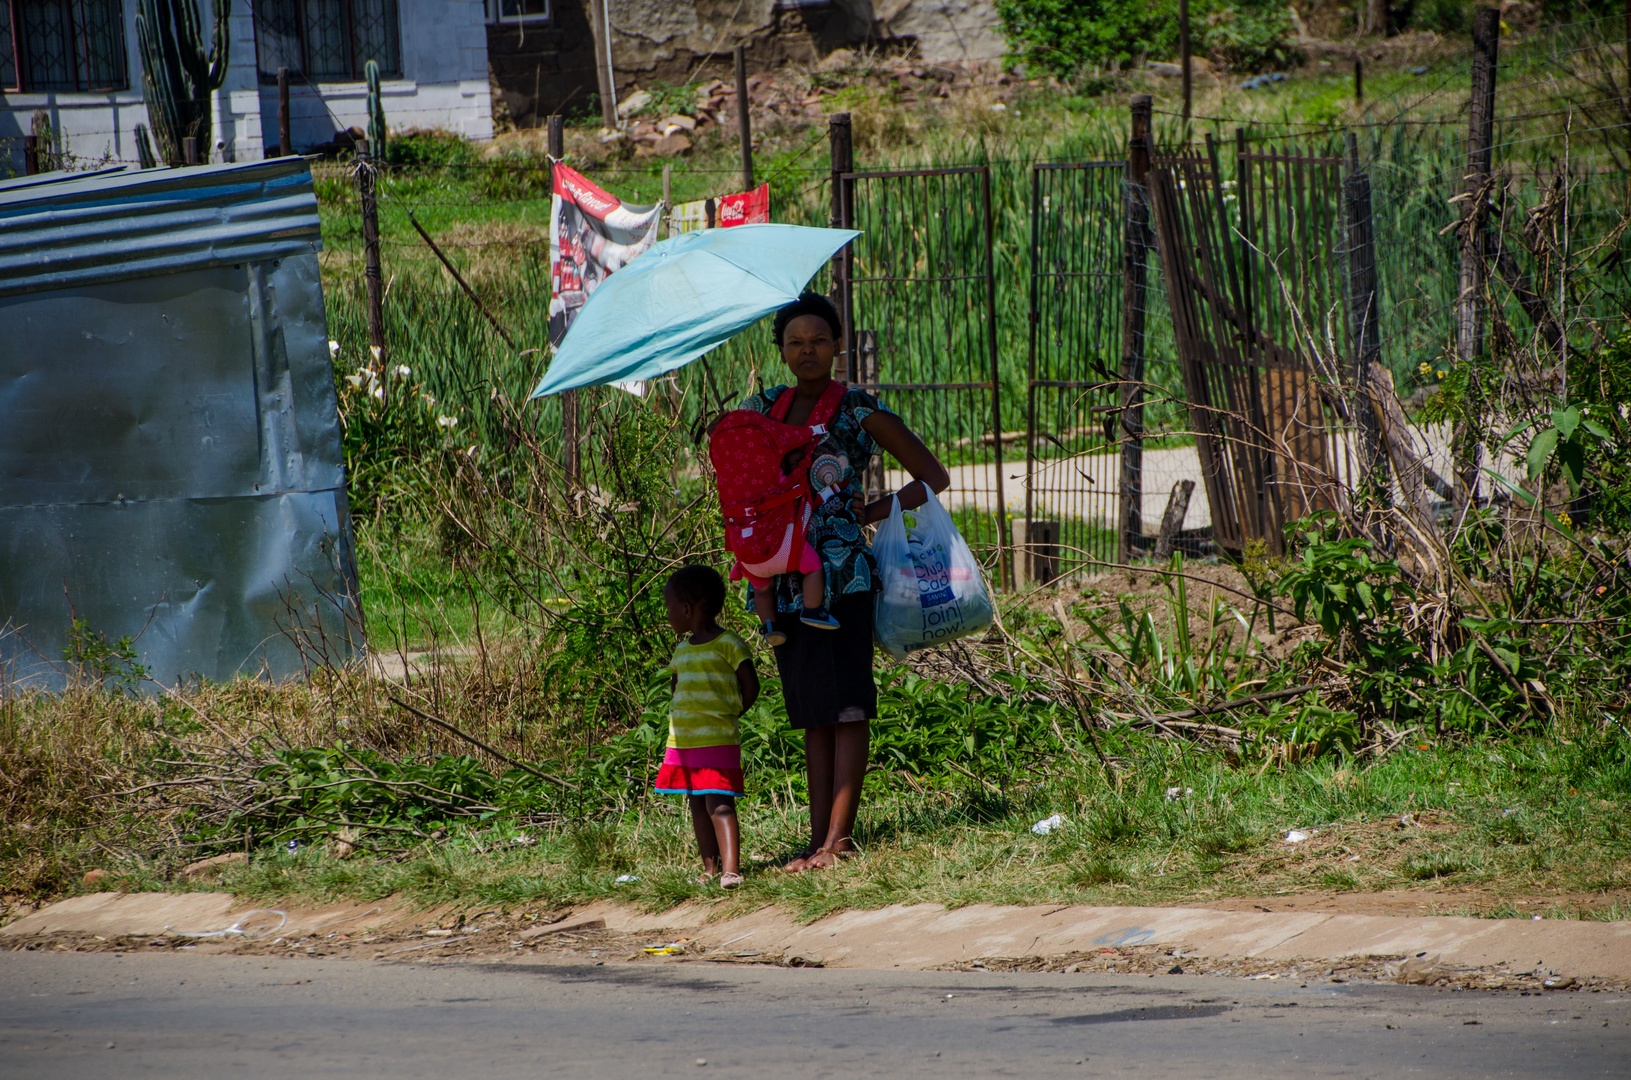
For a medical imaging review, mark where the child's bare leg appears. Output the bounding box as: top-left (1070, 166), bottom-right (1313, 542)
top-left (753, 586), bottom-right (777, 627)
top-left (800, 564), bottom-right (826, 612)
top-left (706, 795), bottom-right (740, 876)
top-left (688, 794), bottom-right (722, 875)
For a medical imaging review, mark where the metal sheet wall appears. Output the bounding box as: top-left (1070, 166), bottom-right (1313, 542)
top-left (0, 161), bottom-right (359, 690)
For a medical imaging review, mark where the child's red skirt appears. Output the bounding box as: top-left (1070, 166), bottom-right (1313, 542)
top-left (654, 744), bottom-right (744, 797)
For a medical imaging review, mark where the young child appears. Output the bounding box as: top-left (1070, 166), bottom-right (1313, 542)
top-left (655, 564), bottom-right (759, 888)
top-left (739, 442), bottom-right (838, 647)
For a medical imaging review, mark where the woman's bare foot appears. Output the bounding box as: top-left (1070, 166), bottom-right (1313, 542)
top-left (802, 846), bottom-right (854, 871)
top-left (782, 847), bottom-right (816, 874)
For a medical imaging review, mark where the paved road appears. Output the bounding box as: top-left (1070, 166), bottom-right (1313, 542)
top-left (2, 952), bottom-right (1627, 1078)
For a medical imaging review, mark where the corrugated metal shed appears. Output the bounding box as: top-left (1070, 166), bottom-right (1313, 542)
top-left (0, 159), bottom-right (362, 690)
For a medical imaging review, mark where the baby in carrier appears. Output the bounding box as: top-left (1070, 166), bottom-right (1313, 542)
top-left (710, 383), bottom-right (846, 647)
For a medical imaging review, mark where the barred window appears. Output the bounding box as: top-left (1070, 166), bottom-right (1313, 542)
top-left (255, 0), bottom-right (401, 82)
top-left (485, 0), bottom-right (550, 23)
top-left (1, 0), bottom-right (129, 93)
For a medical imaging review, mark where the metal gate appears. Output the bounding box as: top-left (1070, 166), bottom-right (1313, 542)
top-left (837, 165), bottom-right (1009, 587)
top-left (1148, 137), bottom-right (1352, 556)
top-left (1024, 161), bottom-right (1126, 581)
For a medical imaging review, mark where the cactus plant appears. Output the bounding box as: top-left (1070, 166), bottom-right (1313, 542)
top-left (366, 59), bottom-right (387, 161)
top-left (134, 125), bottom-right (158, 169)
top-left (136, 0), bottom-right (230, 166)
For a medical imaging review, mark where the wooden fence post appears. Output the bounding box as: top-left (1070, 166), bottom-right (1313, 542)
top-left (546, 115), bottom-right (580, 484)
top-left (22, 135), bottom-right (38, 175)
top-left (1353, 55), bottom-right (1363, 108)
top-left (1119, 95), bottom-right (1153, 564)
top-left (828, 113), bottom-right (854, 378)
top-left (183, 136), bottom-right (198, 165)
top-left (357, 142), bottom-right (388, 387)
top-left (278, 67), bottom-right (292, 156)
top-left (1452, 6), bottom-right (1499, 514)
top-left (1344, 132), bottom-right (1390, 516)
top-left (734, 44), bottom-right (754, 190)
top-left (1179, 0), bottom-right (1192, 121)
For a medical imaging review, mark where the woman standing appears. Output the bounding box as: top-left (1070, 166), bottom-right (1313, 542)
top-left (742, 292), bottom-right (949, 873)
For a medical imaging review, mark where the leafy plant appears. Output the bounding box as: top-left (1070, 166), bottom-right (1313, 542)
top-left (62, 619), bottom-right (150, 692)
top-left (633, 81), bottom-right (702, 118)
top-left (1203, 1), bottom-right (1301, 74)
top-left (997, 0), bottom-right (1297, 79)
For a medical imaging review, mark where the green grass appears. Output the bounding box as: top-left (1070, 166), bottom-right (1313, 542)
top-left (75, 734), bottom-right (1631, 921)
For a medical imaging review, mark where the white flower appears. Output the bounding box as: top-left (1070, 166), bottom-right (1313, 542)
top-left (372, 387), bottom-right (385, 400)
top-left (436, 415), bottom-right (459, 429)
top-left (370, 345), bottom-right (382, 362)
top-left (344, 374), bottom-right (364, 388)
top-left (329, 340), bottom-right (341, 358)
top-left (394, 364), bottom-right (412, 377)
top-left (421, 393), bottom-right (437, 405)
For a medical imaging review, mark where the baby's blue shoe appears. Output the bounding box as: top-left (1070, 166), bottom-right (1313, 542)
top-left (799, 607), bottom-right (841, 631)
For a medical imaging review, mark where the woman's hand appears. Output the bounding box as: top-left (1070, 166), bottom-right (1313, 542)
top-left (858, 411), bottom-right (950, 524)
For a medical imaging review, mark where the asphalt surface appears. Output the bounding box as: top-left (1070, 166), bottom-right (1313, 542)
top-left (2, 952), bottom-right (1628, 1078)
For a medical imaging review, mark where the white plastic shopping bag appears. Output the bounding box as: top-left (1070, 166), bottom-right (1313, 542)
top-left (873, 491), bottom-right (994, 660)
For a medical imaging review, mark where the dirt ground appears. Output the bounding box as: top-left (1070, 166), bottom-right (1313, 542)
top-left (941, 942), bottom-right (1625, 994)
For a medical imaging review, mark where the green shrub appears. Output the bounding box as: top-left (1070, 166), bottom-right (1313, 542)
top-left (1203, 1), bottom-right (1301, 74)
top-left (387, 128), bottom-right (479, 170)
top-left (996, 0), bottom-right (1298, 80)
top-left (1394, 0), bottom-right (1472, 34)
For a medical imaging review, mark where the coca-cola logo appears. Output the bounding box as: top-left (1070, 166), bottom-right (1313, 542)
top-left (559, 174), bottom-right (618, 217)
top-left (719, 198), bottom-right (745, 224)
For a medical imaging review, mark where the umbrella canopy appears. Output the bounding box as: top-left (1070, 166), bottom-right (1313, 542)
top-left (528, 223), bottom-right (859, 398)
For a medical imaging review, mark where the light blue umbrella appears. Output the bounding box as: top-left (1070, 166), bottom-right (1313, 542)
top-left (528, 223), bottom-right (860, 398)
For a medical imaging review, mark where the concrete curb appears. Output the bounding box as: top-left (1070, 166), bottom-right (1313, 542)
top-left (6, 892), bottom-right (1629, 980)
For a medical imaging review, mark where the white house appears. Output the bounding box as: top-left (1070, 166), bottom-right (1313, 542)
top-left (1, 1), bottom-right (494, 174)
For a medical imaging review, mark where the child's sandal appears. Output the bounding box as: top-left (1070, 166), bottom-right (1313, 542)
top-left (720, 871), bottom-right (744, 889)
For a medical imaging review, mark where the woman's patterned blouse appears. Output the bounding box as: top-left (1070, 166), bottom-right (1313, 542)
top-left (742, 383), bottom-right (891, 613)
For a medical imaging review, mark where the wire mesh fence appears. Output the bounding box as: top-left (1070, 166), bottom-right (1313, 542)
top-left (14, 15), bottom-right (1611, 576)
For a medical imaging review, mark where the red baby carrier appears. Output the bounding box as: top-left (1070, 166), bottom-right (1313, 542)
top-left (710, 381), bottom-right (847, 577)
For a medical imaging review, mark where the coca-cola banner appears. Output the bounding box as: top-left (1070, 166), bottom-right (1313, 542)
top-left (668, 183), bottom-right (771, 235)
top-left (549, 163), bottom-right (663, 346)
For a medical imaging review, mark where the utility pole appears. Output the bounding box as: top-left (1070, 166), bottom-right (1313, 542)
top-left (1344, 132), bottom-right (1389, 516)
top-left (734, 44), bottom-right (755, 190)
top-left (589, 0), bottom-right (618, 129)
top-left (357, 141), bottom-right (387, 383)
top-left (1452, 6), bottom-right (1499, 514)
top-left (1119, 95), bottom-right (1153, 563)
top-left (828, 113), bottom-right (854, 375)
top-left (547, 114), bottom-right (580, 484)
top-left (1179, 0), bottom-right (1192, 122)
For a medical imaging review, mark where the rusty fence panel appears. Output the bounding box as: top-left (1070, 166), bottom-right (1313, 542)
top-left (1148, 139), bottom-right (1354, 557)
top-left (840, 165), bottom-right (1010, 589)
top-left (1024, 161), bottom-right (1125, 582)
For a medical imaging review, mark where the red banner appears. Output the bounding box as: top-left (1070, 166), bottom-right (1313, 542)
top-left (549, 163), bottom-right (662, 346)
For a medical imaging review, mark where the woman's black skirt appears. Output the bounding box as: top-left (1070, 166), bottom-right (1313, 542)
top-left (770, 590), bottom-right (878, 729)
